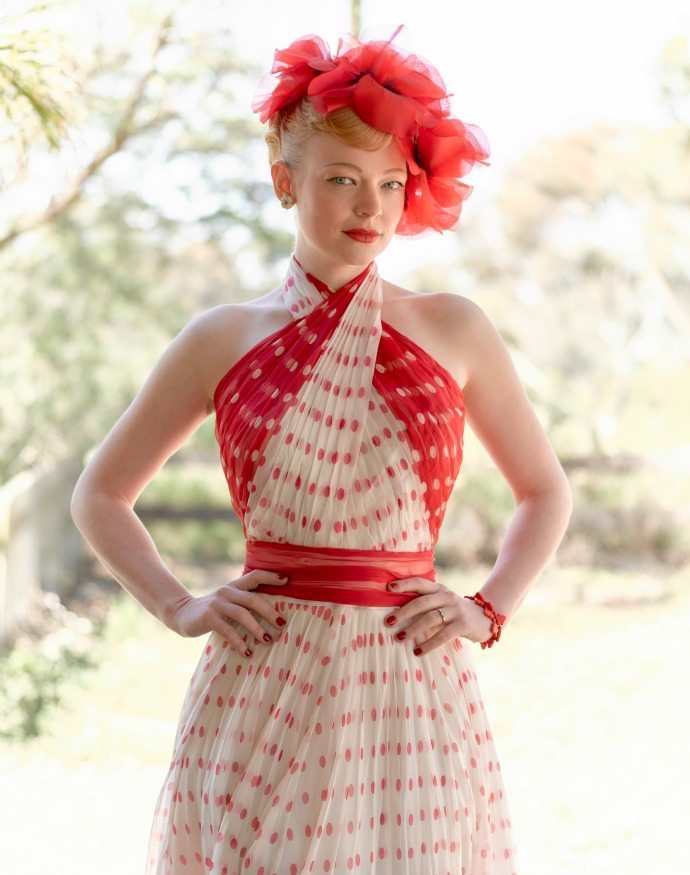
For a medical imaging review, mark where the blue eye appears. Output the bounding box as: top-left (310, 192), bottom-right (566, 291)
top-left (328, 176), bottom-right (405, 189)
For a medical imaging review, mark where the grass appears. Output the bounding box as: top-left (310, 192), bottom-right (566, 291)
top-left (0, 562), bottom-right (688, 874)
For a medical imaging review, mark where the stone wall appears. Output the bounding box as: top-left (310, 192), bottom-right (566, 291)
top-left (0, 457), bottom-right (84, 645)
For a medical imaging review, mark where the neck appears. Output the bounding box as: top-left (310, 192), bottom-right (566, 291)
top-left (292, 245), bottom-right (375, 292)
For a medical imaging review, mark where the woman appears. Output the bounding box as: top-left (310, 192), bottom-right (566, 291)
top-left (71, 26), bottom-right (572, 874)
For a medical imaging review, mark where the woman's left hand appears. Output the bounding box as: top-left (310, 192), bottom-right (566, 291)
top-left (383, 577), bottom-right (493, 655)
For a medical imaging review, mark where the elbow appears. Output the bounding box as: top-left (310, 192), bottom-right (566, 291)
top-left (70, 470), bottom-right (96, 530)
top-left (551, 467), bottom-right (574, 530)
top-left (557, 464), bottom-right (574, 514)
top-left (560, 489), bottom-right (574, 539)
top-left (70, 481), bottom-right (88, 530)
top-left (564, 476), bottom-right (574, 518)
top-left (517, 466), bottom-right (573, 521)
top-left (542, 462), bottom-right (573, 508)
top-left (70, 474), bottom-right (130, 531)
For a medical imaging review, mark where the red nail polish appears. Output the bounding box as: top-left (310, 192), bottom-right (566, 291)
top-left (385, 615), bottom-right (397, 626)
top-left (244, 648), bottom-right (252, 657)
top-left (388, 582), bottom-right (398, 590)
top-left (395, 630), bottom-right (407, 641)
top-left (276, 617), bottom-right (287, 627)
top-left (263, 633), bottom-right (272, 643)
top-left (413, 646), bottom-right (422, 656)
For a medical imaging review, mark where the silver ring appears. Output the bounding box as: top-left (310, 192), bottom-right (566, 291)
top-left (437, 607), bottom-right (446, 624)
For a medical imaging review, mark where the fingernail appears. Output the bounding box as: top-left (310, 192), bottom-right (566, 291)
top-left (263, 633), bottom-right (273, 643)
top-left (388, 582), bottom-right (398, 590)
top-left (385, 615), bottom-right (397, 626)
top-left (276, 617), bottom-right (287, 627)
top-left (244, 648), bottom-right (252, 657)
top-left (413, 647), bottom-right (422, 656)
top-left (278, 575), bottom-right (289, 581)
top-left (395, 630), bottom-right (407, 641)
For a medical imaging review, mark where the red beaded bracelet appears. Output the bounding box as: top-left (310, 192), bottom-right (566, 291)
top-left (463, 592), bottom-right (508, 649)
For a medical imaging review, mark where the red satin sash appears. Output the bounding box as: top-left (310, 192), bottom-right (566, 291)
top-left (243, 538), bottom-right (436, 607)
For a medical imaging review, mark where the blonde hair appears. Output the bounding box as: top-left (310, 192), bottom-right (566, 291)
top-left (265, 98), bottom-right (395, 168)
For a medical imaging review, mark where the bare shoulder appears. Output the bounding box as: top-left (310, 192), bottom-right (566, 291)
top-left (70, 300), bottom-right (275, 505)
top-left (422, 290), bottom-right (571, 501)
top-left (426, 292), bottom-right (508, 381)
top-left (382, 281), bottom-right (494, 390)
top-left (406, 292), bottom-right (490, 334)
top-left (163, 303), bottom-right (245, 416)
top-left (441, 290), bottom-right (499, 330)
top-left (421, 290), bottom-right (492, 335)
top-left (181, 295), bottom-right (290, 414)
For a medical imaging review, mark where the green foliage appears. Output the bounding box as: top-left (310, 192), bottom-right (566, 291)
top-left (137, 458), bottom-right (230, 508)
top-left (0, 0), bottom-right (83, 183)
top-left (458, 468), bottom-right (514, 532)
top-left (563, 467), bottom-right (690, 567)
top-left (0, 593), bottom-right (104, 741)
top-left (438, 458), bottom-right (690, 569)
top-left (436, 466), bottom-right (514, 567)
top-left (0, 208), bottom-right (180, 479)
top-left (147, 517), bottom-right (243, 565)
top-left (135, 458), bottom-right (244, 563)
top-left (454, 106), bottom-right (690, 461)
top-left (0, 1), bottom-right (290, 480)
top-left (1, 2), bottom-right (689, 582)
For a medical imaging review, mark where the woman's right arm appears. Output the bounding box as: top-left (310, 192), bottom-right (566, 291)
top-left (70, 307), bottom-right (289, 651)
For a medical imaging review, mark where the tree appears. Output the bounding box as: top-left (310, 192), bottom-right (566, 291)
top-left (1, 0), bottom-right (291, 480)
top-left (0, 0), bottom-right (81, 190)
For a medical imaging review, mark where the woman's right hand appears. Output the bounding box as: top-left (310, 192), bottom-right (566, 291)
top-left (169, 569), bottom-right (290, 656)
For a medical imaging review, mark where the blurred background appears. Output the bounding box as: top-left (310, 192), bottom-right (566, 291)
top-left (1, 0), bottom-right (689, 872)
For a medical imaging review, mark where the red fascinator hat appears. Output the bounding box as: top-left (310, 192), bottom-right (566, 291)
top-left (252, 24), bottom-right (490, 236)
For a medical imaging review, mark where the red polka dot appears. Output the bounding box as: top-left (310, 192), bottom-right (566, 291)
top-left (150, 262), bottom-right (514, 874)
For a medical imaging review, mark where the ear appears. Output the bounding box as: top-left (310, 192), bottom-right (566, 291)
top-left (271, 160), bottom-right (295, 202)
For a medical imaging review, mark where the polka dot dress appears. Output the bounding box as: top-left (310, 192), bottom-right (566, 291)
top-left (145, 255), bottom-right (520, 874)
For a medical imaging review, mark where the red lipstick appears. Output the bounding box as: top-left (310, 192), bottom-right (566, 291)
top-left (344, 229), bottom-right (381, 243)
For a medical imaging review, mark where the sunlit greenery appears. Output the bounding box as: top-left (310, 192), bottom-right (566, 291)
top-left (2, 565), bottom-right (688, 872)
top-left (1, 4), bottom-right (689, 872)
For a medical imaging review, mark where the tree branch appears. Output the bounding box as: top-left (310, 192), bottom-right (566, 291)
top-left (0, 14), bottom-right (175, 251)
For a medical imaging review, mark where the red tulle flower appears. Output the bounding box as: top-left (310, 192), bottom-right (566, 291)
top-left (308, 36), bottom-right (450, 140)
top-left (397, 117), bottom-right (490, 235)
top-left (251, 34), bottom-right (335, 124)
top-left (252, 25), bottom-right (491, 237)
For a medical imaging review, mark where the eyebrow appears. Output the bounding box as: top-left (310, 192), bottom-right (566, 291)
top-left (321, 161), bottom-right (407, 174)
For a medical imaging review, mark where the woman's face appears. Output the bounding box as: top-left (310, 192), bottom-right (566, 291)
top-left (279, 132), bottom-right (408, 284)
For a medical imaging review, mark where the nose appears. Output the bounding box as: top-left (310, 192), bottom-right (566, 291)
top-left (354, 182), bottom-right (383, 218)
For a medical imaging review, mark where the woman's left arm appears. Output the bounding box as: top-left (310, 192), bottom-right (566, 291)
top-left (455, 295), bottom-right (573, 623)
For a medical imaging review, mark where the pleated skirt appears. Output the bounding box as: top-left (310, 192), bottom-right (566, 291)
top-left (145, 594), bottom-right (520, 874)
